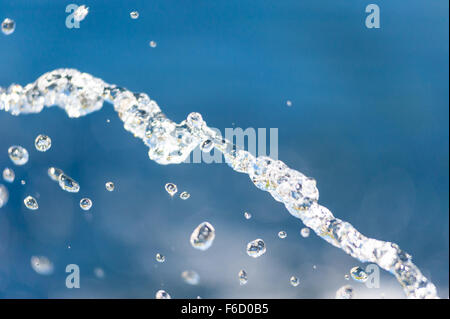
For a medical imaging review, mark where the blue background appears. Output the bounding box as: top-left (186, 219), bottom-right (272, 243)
top-left (0, 0), bottom-right (448, 298)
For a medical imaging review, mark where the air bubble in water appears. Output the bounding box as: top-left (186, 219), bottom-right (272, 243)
top-left (48, 167), bottom-right (64, 181)
top-left (181, 270), bottom-right (200, 285)
top-left (24, 196), bottom-right (38, 210)
top-left (290, 276), bottom-right (300, 287)
top-left (300, 227), bottom-right (310, 238)
top-left (180, 191), bottom-right (190, 200)
top-left (0, 184), bottom-right (8, 208)
top-left (156, 253), bottom-right (165, 263)
top-left (350, 266), bottom-right (368, 283)
top-left (105, 181), bottom-right (115, 192)
top-left (31, 256), bottom-right (54, 275)
top-left (246, 239), bottom-right (266, 258)
top-left (74, 5), bottom-right (89, 22)
top-left (80, 198), bottom-right (92, 211)
top-left (165, 183), bottom-right (177, 196)
top-left (130, 11), bottom-right (139, 19)
top-left (190, 222), bottom-right (215, 251)
top-left (8, 146), bottom-right (29, 165)
top-left (59, 174), bottom-right (80, 193)
top-left (2, 167), bottom-right (15, 183)
top-left (336, 285), bottom-right (354, 299)
top-left (34, 134), bottom-right (52, 152)
top-left (149, 41), bottom-right (157, 48)
top-left (155, 290), bottom-right (171, 299)
top-left (278, 231), bottom-right (287, 239)
top-left (239, 269), bottom-right (248, 285)
top-left (244, 212), bottom-right (252, 220)
top-left (1, 18), bottom-right (15, 35)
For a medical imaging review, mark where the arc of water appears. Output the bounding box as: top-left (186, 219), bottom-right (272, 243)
top-left (0, 69), bottom-right (438, 298)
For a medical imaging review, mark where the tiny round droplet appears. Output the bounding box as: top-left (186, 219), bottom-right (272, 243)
top-left (179, 191), bottom-right (190, 200)
top-left (2, 167), bottom-right (15, 183)
top-left (190, 222), bottom-right (215, 251)
top-left (80, 198), bottom-right (92, 211)
top-left (155, 290), bottom-right (171, 299)
top-left (165, 183), bottom-right (177, 196)
top-left (0, 184), bottom-right (9, 208)
top-left (24, 195), bottom-right (38, 210)
top-left (238, 269), bottom-right (248, 286)
top-left (244, 212), bottom-right (252, 220)
top-left (350, 266), bottom-right (368, 283)
top-left (149, 40), bottom-right (157, 48)
top-left (246, 239), bottom-right (266, 258)
top-left (130, 11), bottom-right (139, 19)
top-left (48, 167), bottom-right (64, 181)
top-left (34, 134), bottom-right (52, 152)
top-left (21, 180), bottom-right (26, 185)
top-left (336, 285), bottom-right (354, 299)
top-left (286, 100), bottom-right (292, 107)
top-left (278, 231), bottom-right (287, 239)
top-left (344, 274), bottom-right (350, 280)
top-left (300, 227), bottom-right (310, 238)
top-left (8, 145), bottom-right (29, 165)
top-left (105, 181), bottom-right (115, 192)
top-left (1, 18), bottom-right (15, 35)
top-left (290, 276), bottom-right (300, 287)
top-left (156, 253), bottom-right (165, 263)
top-left (181, 270), bottom-right (200, 285)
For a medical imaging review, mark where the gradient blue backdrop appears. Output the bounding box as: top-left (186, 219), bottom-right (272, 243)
top-left (0, 0), bottom-right (448, 298)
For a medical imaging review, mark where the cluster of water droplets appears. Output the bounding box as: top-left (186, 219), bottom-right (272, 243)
top-left (0, 69), bottom-right (438, 298)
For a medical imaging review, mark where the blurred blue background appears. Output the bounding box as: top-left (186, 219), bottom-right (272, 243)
top-left (0, 0), bottom-right (448, 298)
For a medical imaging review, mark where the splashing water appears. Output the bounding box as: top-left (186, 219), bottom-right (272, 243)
top-left (0, 69), bottom-right (438, 298)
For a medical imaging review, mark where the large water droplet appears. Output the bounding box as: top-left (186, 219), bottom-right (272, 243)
top-left (181, 270), bottom-right (200, 285)
top-left (246, 239), bottom-right (266, 258)
top-left (30, 256), bottom-right (54, 275)
top-left (130, 11), bottom-right (139, 19)
top-left (48, 167), bottom-right (64, 181)
top-left (34, 134), bottom-right (52, 152)
top-left (8, 145), bottom-right (29, 165)
top-left (155, 290), bottom-right (171, 299)
top-left (24, 195), bottom-right (38, 210)
top-left (59, 174), bottom-right (80, 193)
top-left (1, 18), bottom-right (15, 35)
top-left (350, 266), bottom-right (368, 283)
top-left (190, 222), bottom-right (215, 251)
top-left (80, 198), bottom-right (92, 211)
top-left (165, 183), bottom-right (177, 196)
top-left (2, 167), bottom-right (15, 183)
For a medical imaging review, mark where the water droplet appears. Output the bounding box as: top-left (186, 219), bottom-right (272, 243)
top-left (0, 184), bottom-right (9, 208)
top-left (105, 181), bottom-right (115, 192)
top-left (24, 195), bottom-right (38, 210)
top-left (344, 274), bottom-right (350, 280)
top-left (186, 112), bottom-right (204, 129)
top-left (130, 11), bottom-right (139, 19)
top-left (238, 269), bottom-right (248, 285)
top-left (244, 212), bottom-right (252, 220)
top-left (94, 267), bottom-right (105, 278)
top-left (336, 285), bottom-right (354, 299)
top-left (155, 290), bottom-right (171, 299)
top-left (290, 276), bottom-right (300, 287)
top-left (59, 174), bottom-right (80, 193)
top-left (200, 139), bottom-right (214, 152)
top-left (278, 231), bottom-right (287, 239)
top-left (190, 222), bottom-right (215, 251)
top-left (74, 5), bottom-right (89, 22)
top-left (48, 167), bottom-right (64, 181)
top-left (181, 270), bottom-right (200, 285)
top-left (1, 18), bottom-right (15, 35)
top-left (300, 227), bottom-right (310, 238)
top-left (156, 253), bottom-right (165, 263)
top-left (80, 198), bottom-right (92, 211)
top-left (34, 134), bottom-right (52, 152)
top-left (106, 119), bottom-right (110, 123)
top-left (8, 145), bottom-right (29, 165)
top-left (30, 256), bottom-right (54, 275)
top-left (2, 167), bottom-right (15, 183)
top-left (179, 191), bottom-right (190, 200)
top-left (313, 265), bottom-right (317, 270)
top-left (350, 266), bottom-right (368, 283)
top-left (246, 239), bottom-right (266, 258)
top-left (20, 180), bottom-right (26, 185)
top-left (149, 40), bottom-right (157, 48)
top-left (165, 183), bottom-right (177, 196)
top-left (286, 100), bottom-right (292, 107)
